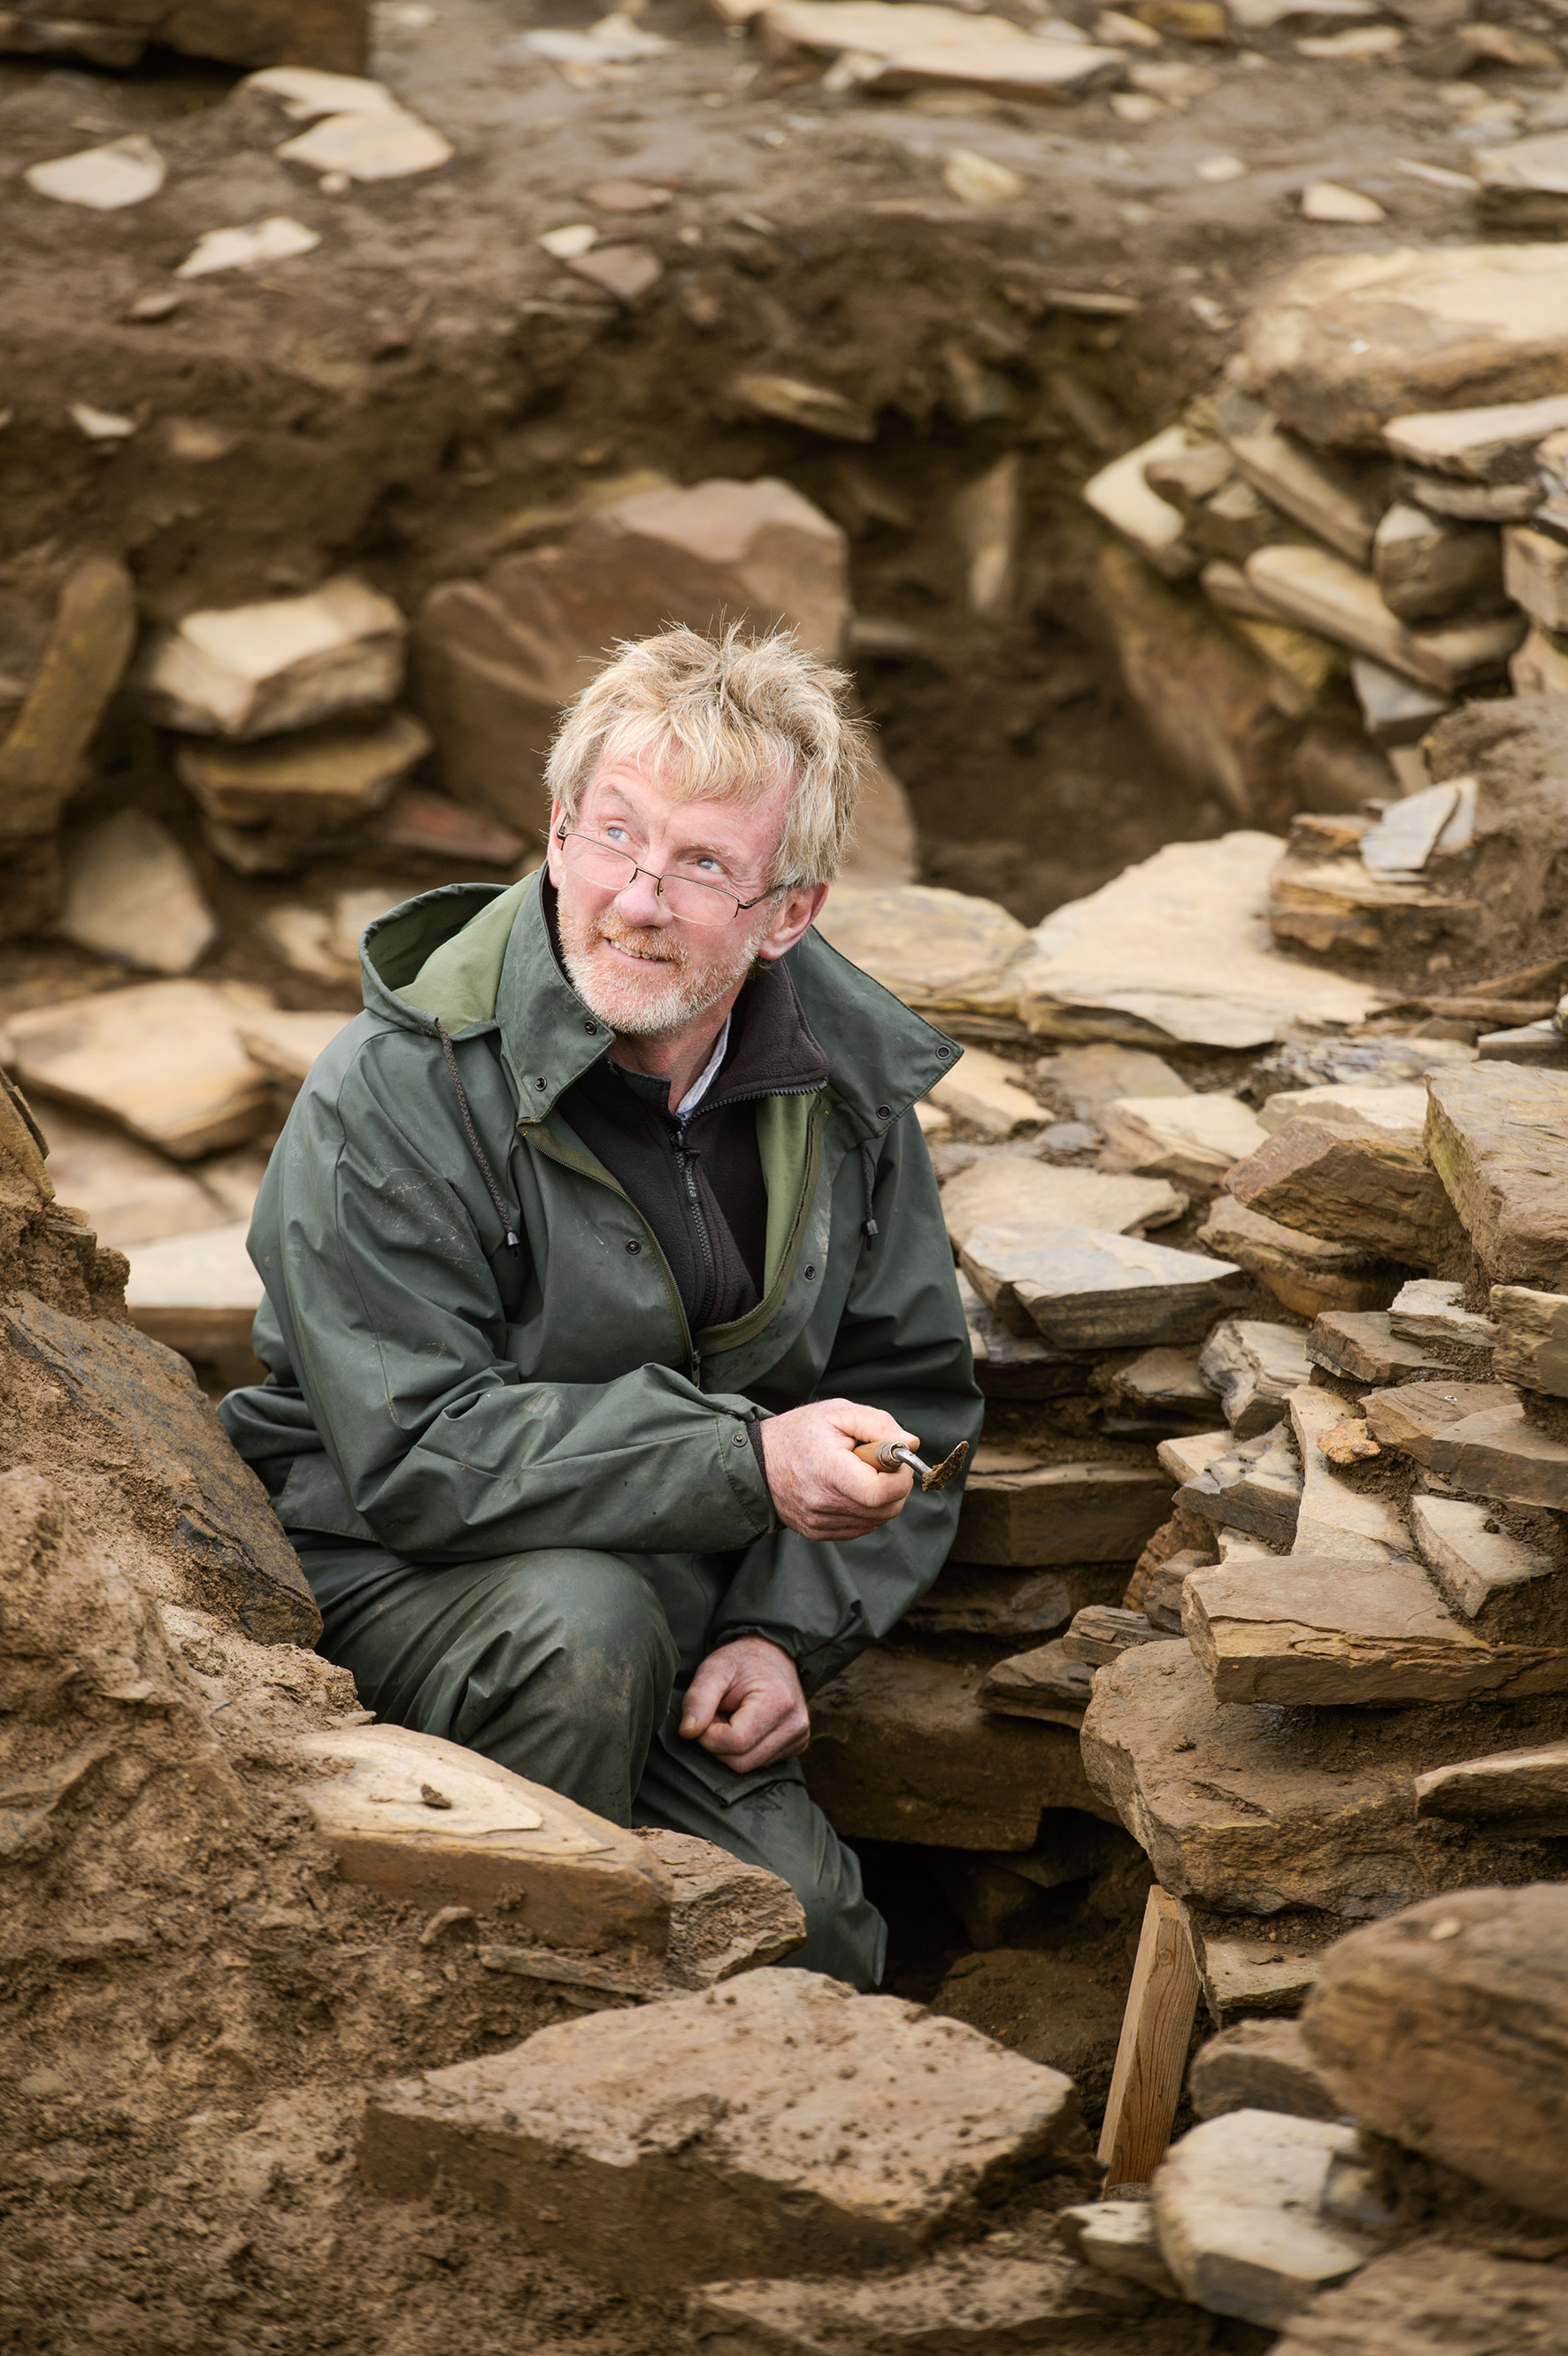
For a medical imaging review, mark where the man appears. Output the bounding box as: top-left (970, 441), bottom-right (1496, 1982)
top-left (221, 623), bottom-right (982, 1989)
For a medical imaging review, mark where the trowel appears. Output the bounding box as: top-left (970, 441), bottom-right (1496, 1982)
top-left (852, 1436), bottom-right (969, 1491)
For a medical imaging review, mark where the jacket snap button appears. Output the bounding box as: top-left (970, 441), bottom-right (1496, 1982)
top-left (732, 1429), bottom-right (749, 1448)
top-left (876, 1104), bottom-right (892, 1120)
top-left (583, 1020), bottom-right (598, 1033)
top-left (534, 1076), bottom-right (548, 1091)
top-left (935, 1045), bottom-right (952, 1059)
top-left (803, 1265), bottom-right (817, 1280)
top-left (626, 1239), bottom-right (642, 1254)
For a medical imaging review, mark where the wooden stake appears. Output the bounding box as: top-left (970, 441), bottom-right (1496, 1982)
top-left (1096, 1886), bottom-right (1201, 2190)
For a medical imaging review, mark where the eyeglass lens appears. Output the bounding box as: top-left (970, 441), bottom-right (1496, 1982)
top-left (562, 833), bottom-right (737, 927)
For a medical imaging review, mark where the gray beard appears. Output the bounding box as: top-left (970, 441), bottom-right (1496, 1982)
top-left (560, 912), bottom-right (764, 1041)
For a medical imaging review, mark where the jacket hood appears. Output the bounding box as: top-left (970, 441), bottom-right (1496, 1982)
top-left (358, 867), bottom-right (961, 1139)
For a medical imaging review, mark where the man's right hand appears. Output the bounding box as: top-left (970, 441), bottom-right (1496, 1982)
top-left (756, 1399), bottom-right (917, 1541)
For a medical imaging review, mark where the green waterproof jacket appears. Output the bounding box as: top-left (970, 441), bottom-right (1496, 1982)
top-left (219, 871), bottom-right (983, 1697)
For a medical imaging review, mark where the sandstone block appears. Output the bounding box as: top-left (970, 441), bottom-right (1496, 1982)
top-left (4, 982), bottom-right (274, 1159)
top-left (1388, 1276), bottom-right (1497, 1352)
top-left (640, 1829), bottom-right (808, 1986)
top-left (124, 1220), bottom-right (264, 1380)
top-left (37, 1104), bottom-right (234, 1251)
top-left (1189, 1919), bottom-right (1326, 2022)
top-left (1414, 1740), bottom-right (1568, 1829)
top-left (1257, 1082), bottom-right (1430, 1141)
top-left (814, 885), bottom-right (1029, 1020)
top-left (954, 1456), bottom-right (1174, 1567)
top-left (960, 1221), bottom-right (1248, 1350)
top-left (0, 555), bottom-right (136, 840)
top-left (1058, 2200), bottom-right (1183, 2298)
top-left (1426, 1064), bottom-right (1568, 1286)
top-left (957, 1275), bottom-right (1080, 1399)
top-left (1195, 1197), bottom-right (1395, 1320)
top-left (1491, 1281), bottom-right (1568, 1395)
top-left (1114, 1345), bottom-right (1219, 1422)
top-left (1385, 393), bottom-right (1568, 484)
top-left (361, 1971), bottom-right (1083, 2289)
top-left (804, 1644), bottom-right (1114, 1846)
top-left (1035, 1042), bottom-right (1191, 1117)
top-left (1300, 1884), bottom-right (1568, 2221)
top-left (1349, 655), bottom-right (1451, 750)
top-left (1100, 1091), bottom-right (1267, 1187)
top-left (1200, 1318), bottom-right (1314, 1437)
top-left (1180, 1421), bottom-right (1303, 1546)
top-left (1287, 1384), bottom-right (1414, 1561)
top-left (939, 1158), bottom-right (1181, 1254)
top-left (1360, 1377), bottom-right (1513, 1464)
top-left (1408, 1492), bottom-right (1558, 1626)
top-left (1227, 419), bottom-right (1383, 566)
top-left (1060, 1604), bottom-right (1163, 1666)
top-left (1246, 245), bottom-right (1568, 451)
top-left (1372, 503), bottom-right (1502, 626)
top-left (234, 1007), bottom-right (351, 1105)
top-left (1269, 2244), bottom-right (1568, 2356)
top-left (1083, 427), bottom-right (1197, 578)
top-left (140, 577), bottom-right (405, 739)
top-left (1424, 1397), bottom-right (1568, 1513)
top-left (2, 1290), bottom-right (317, 1644)
top-left (1503, 521), bottom-right (1568, 633)
top-left (764, 1), bottom-right (1126, 101)
top-left (690, 2246), bottom-right (1162, 2354)
top-left (174, 712), bottom-right (429, 853)
top-left (979, 1638), bottom-right (1095, 1725)
top-left (1152, 2110), bottom-right (1378, 2327)
top-left (1016, 831), bottom-right (1377, 1052)
top-left (57, 812), bottom-right (219, 977)
top-left (1244, 543), bottom-right (1521, 694)
top-left (1188, 2018), bottom-right (1340, 2123)
top-left (1305, 1312), bottom-right (1451, 1387)
top-left (926, 1044), bottom-right (1037, 1137)
top-left (1226, 1118), bottom-right (1464, 1268)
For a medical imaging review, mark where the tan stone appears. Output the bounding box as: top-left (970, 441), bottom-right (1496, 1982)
top-left (1199, 1318), bottom-right (1314, 1437)
top-left (927, 1045), bottom-right (1038, 1136)
top-left (1300, 1885), bottom-right (1568, 2222)
top-left (1057, 2200), bottom-right (1184, 2300)
top-left (57, 812), bottom-right (219, 977)
top-left (1414, 1739), bottom-right (1568, 1826)
top-left (1409, 1493), bottom-right (1558, 1630)
top-left (234, 1008), bottom-right (350, 1101)
top-left (979, 1637), bottom-right (1095, 1725)
top-left (940, 1157), bottom-right (1183, 1252)
top-left (35, 1105), bottom-right (234, 1251)
top-left (1475, 128), bottom-right (1568, 230)
top-left (1491, 1282), bottom-right (1568, 1396)
top-left (638, 1829), bottom-right (806, 1987)
top-left (1016, 831), bottom-right (1378, 1051)
top-left (1306, 1313), bottom-right (1451, 1387)
top-left (1257, 1082), bottom-right (1430, 1141)
top-left (960, 1221), bottom-right (1248, 1349)
top-left (1388, 1275), bottom-right (1496, 1352)
top-left (904, 1559), bottom-right (1118, 1645)
top-left (4, 982), bottom-right (275, 1160)
top-left (1372, 504), bottom-right (1502, 627)
top-left (1180, 1422), bottom-right (1303, 1548)
top-left (124, 1221), bottom-right (264, 1376)
top-left (1195, 1197), bottom-right (1395, 1320)
top-left (1270, 2245), bottom-right (1568, 2356)
top-left (814, 884), bottom-right (1029, 1020)
top-left (173, 710), bottom-right (430, 835)
top-left (954, 1455), bottom-right (1173, 1569)
top-left (1244, 544), bottom-right (1521, 694)
top-left (1225, 1118), bottom-right (1464, 1268)
top-left (1385, 392), bottom-right (1568, 483)
top-left (1503, 523), bottom-right (1568, 633)
top-left (361, 1970), bottom-right (1082, 2291)
top-left (1083, 428), bottom-right (1197, 579)
top-left (1287, 1384), bottom-right (1413, 1562)
top-left (1114, 1345), bottom-right (1219, 1423)
top-left (1227, 419), bottom-right (1383, 566)
top-left (1153, 2111), bottom-right (1377, 2329)
top-left (1189, 2019), bottom-right (1340, 2123)
top-left (952, 453), bottom-right (1019, 616)
top-left (0, 556), bottom-right (136, 843)
top-left (1189, 1919), bottom-right (1327, 2022)
top-left (762, 1), bottom-right (1126, 100)
top-left (1060, 1603), bottom-right (1163, 1665)
top-left (1511, 623), bottom-right (1568, 699)
top-left (1035, 1042), bottom-right (1190, 1117)
top-left (1101, 1091), bottom-right (1267, 1187)
top-left (1423, 1397), bottom-right (1568, 1513)
top-left (1426, 1065), bottom-right (1568, 1286)
top-left (1246, 245), bottom-right (1568, 451)
top-left (140, 577), bottom-right (406, 739)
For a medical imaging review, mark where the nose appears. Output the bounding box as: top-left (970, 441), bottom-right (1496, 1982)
top-left (613, 865), bottom-right (669, 927)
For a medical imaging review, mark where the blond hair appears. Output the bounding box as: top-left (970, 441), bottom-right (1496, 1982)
top-left (543, 623), bottom-right (872, 889)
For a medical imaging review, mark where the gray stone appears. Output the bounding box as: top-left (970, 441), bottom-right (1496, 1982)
top-left (1195, 1197), bottom-right (1395, 1322)
top-left (979, 1638), bottom-right (1095, 1726)
top-left (1476, 1019), bottom-right (1568, 1066)
top-left (1058, 2199), bottom-right (1184, 2298)
top-left (1, 1290), bottom-right (318, 1645)
top-left (1035, 1043), bottom-right (1191, 1119)
top-left (57, 811), bottom-right (218, 976)
top-left (1349, 657), bottom-right (1451, 750)
top-left (1408, 1492), bottom-right (1557, 1621)
top-left (1269, 2245), bottom-right (1568, 2356)
top-left (1180, 1422), bottom-right (1303, 1548)
top-left (1189, 2018), bottom-right (1341, 2123)
top-left (1492, 1282), bottom-right (1568, 1395)
top-left (1387, 1277), bottom-right (1497, 1351)
top-left (1414, 1738), bottom-right (1568, 1827)
top-left (1306, 1313), bottom-right (1452, 1388)
top-left (1372, 503), bottom-right (1502, 626)
top-left (361, 1970), bottom-right (1084, 2291)
top-left (1200, 1319), bottom-right (1315, 1438)
top-left (1300, 1884), bottom-right (1568, 2223)
top-left (1427, 1061), bottom-right (1568, 1288)
top-left (960, 1221), bottom-right (1248, 1351)
top-left (957, 1274), bottom-right (1081, 1400)
top-left (1060, 1605), bottom-right (1163, 1667)
top-left (1249, 1036), bottom-right (1477, 1097)
top-left (1152, 2111), bottom-right (1378, 2327)
top-left (939, 1159), bottom-right (1182, 1255)
top-left (954, 1456), bottom-right (1174, 1567)
top-left (140, 577), bottom-right (405, 739)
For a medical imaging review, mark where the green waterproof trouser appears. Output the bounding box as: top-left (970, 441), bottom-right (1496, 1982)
top-left (292, 1536), bottom-right (887, 1990)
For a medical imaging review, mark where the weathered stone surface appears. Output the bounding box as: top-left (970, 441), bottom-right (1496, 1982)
top-left (1244, 543), bottom-right (1521, 695)
top-left (1189, 2018), bottom-right (1340, 2123)
top-left (1228, 420), bottom-right (1383, 566)
top-left (1301, 1884), bottom-right (1568, 2221)
top-left (1061, 1604), bottom-right (1163, 1666)
top-left (1425, 1397), bottom-right (1568, 1512)
top-left (1035, 1042), bottom-right (1191, 1118)
top-left (1189, 1918), bottom-right (1327, 2021)
top-left (815, 885), bottom-right (1028, 1020)
top-left (1287, 1386), bottom-right (1412, 1562)
top-left (38, 1104), bottom-right (234, 1249)
top-left (1115, 1346), bottom-right (1219, 1422)
top-left (174, 712), bottom-right (430, 853)
top-left (1254, 1036), bottom-right (1477, 1097)
top-left (1, 1290), bottom-right (317, 1644)
top-left (1511, 623), bottom-right (1568, 699)
top-left (234, 1007), bottom-right (350, 1104)
top-left (805, 1644), bottom-right (1115, 1845)
top-left (1388, 1276), bottom-right (1497, 1352)
top-left (939, 1159), bottom-right (1182, 1254)
top-left (1152, 2111), bottom-right (1377, 2327)
top-left (905, 1559), bottom-right (1119, 1645)
top-left (363, 1971), bottom-right (1083, 2290)
top-left (1257, 1083), bottom-right (1430, 1143)
top-left (1372, 503), bottom-right (1502, 627)
top-left (954, 1456), bottom-right (1174, 1569)
top-left (1196, 1197), bottom-right (1395, 1320)
top-left (957, 1274), bottom-right (1080, 1398)
top-left (1180, 1421), bottom-right (1303, 1547)
top-left (1491, 1282), bottom-right (1568, 1397)
top-left (633, 1829), bottom-right (808, 1987)
top-left (765, 1), bottom-right (1126, 101)
top-left (1350, 656), bottom-right (1451, 750)
top-left (961, 1222), bottom-right (1248, 1351)
top-left (297, 1722), bottom-right (675, 1948)
top-left (1247, 245), bottom-right (1568, 452)
top-left (1426, 1065), bottom-right (1568, 1287)
top-left (979, 1638), bottom-right (1095, 1725)
top-left (123, 1221), bottom-right (264, 1376)
top-left (1408, 1492), bottom-right (1558, 1626)
top-left (1226, 1119), bottom-right (1464, 1269)
top-left (1361, 1378), bottom-right (1512, 1463)
top-left (1084, 428), bottom-right (1196, 578)
top-left (0, 0), bottom-right (368, 68)
top-left (1058, 2200), bottom-right (1184, 2298)
top-left (1267, 835), bottom-right (1470, 963)
top-left (688, 2244), bottom-right (1166, 2355)
top-left (1385, 392), bottom-right (1568, 484)
top-left (0, 556), bottom-right (136, 842)
top-left (4, 982), bottom-right (274, 1159)
top-left (926, 1044), bottom-right (1037, 1137)
top-left (1200, 1319), bottom-right (1314, 1438)
top-left (1306, 1313), bottom-right (1451, 1388)
top-left (1475, 1018), bottom-right (1568, 1067)
top-left (140, 577), bottom-right (404, 739)
top-left (1503, 521), bottom-right (1568, 634)
top-left (1270, 2244), bottom-right (1568, 2356)
top-left (1101, 1091), bottom-right (1267, 1187)
top-left (57, 812), bottom-right (219, 977)
top-left (1016, 832), bottom-right (1377, 1051)
top-left (1082, 1642), bottom-right (1568, 1916)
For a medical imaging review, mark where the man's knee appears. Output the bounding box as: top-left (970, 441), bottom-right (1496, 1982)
top-left (488, 1548), bottom-right (678, 1712)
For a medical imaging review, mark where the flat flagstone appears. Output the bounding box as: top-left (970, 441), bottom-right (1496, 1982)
top-left (814, 884), bottom-right (1030, 1019)
top-left (960, 1220), bottom-right (1248, 1349)
top-left (940, 1158), bottom-right (1182, 1252)
top-left (1114, 1345), bottom-right (1219, 1422)
top-left (1082, 426), bottom-right (1196, 578)
top-left (688, 2245), bottom-right (1156, 2354)
top-left (1152, 2111), bottom-right (1378, 2327)
top-left (1180, 1422), bottom-right (1303, 1548)
top-left (1243, 543), bottom-right (1521, 694)
top-left (979, 1637), bottom-right (1095, 1725)
top-left (926, 1043), bottom-right (1039, 1136)
top-left (1200, 1319), bottom-right (1315, 1438)
top-left (763, 1), bottom-right (1127, 102)
top-left (1196, 1197), bottom-right (1395, 1320)
top-left (1287, 1385), bottom-right (1412, 1562)
top-left (1226, 1118), bottom-right (1464, 1268)
top-left (1361, 1378), bottom-right (1515, 1464)
top-left (274, 106), bottom-right (452, 180)
top-left (4, 981), bottom-right (275, 1159)
top-left (35, 1105), bottom-right (234, 1250)
top-left (1373, 503), bottom-right (1503, 627)
top-left (1189, 1921), bottom-right (1327, 2022)
top-left (1389, 1277), bottom-right (1498, 1352)
top-left (1426, 1066), bottom-right (1568, 1289)
top-left (1306, 1312), bottom-right (1451, 1387)
top-left (1415, 1738), bottom-right (1568, 1825)
top-left (1100, 1091), bottom-right (1267, 1187)
top-left (1384, 391), bottom-right (1568, 482)
top-left (1408, 1493), bottom-right (1558, 1626)
top-left (124, 1221), bottom-right (264, 1370)
top-left (1034, 1042), bottom-right (1190, 1116)
top-left (139, 577), bottom-right (406, 739)
top-left (1189, 2019), bottom-right (1340, 2124)
top-left (1425, 1398), bottom-right (1568, 1513)
top-left (954, 1456), bottom-right (1174, 1567)
top-left (1226, 418), bottom-right (1383, 565)
top-left (362, 1970), bottom-right (1083, 2291)
top-left (58, 810), bottom-right (218, 977)
top-left (173, 711), bottom-right (430, 832)
top-left (25, 134), bottom-right (165, 209)
top-left (1269, 2245), bottom-right (1568, 2356)
top-left (640, 1829), bottom-right (806, 1987)
top-left (235, 1008), bottom-right (352, 1102)
top-left (1257, 1082), bottom-right (1430, 1140)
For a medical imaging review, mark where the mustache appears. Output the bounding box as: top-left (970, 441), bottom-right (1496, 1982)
top-left (592, 915), bottom-right (688, 966)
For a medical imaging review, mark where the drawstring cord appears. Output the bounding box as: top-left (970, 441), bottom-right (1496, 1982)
top-left (860, 1143), bottom-right (879, 1252)
top-left (436, 1020), bottom-right (520, 1252)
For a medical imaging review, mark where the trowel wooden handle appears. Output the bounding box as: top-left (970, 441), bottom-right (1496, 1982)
top-left (854, 1438), bottom-right (918, 1474)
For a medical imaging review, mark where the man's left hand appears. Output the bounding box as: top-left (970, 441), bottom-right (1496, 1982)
top-left (680, 1636), bottom-right (809, 1775)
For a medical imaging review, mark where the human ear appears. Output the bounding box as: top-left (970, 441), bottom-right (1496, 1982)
top-left (546, 798), bottom-right (567, 886)
top-left (756, 882), bottom-right (828, 963)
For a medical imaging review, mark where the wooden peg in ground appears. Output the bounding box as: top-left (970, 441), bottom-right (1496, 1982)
top-left (1097, 1886), bottom-right (1203, 2191)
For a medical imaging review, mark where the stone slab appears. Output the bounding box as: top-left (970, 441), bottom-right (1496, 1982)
top-left (1189, 2018), bottom-right (1340, 2123)
top-left (3, 981), bottom-right (274, 1159)
top-left (1306, 1313), bottom-right (1451, 1387)
top-left (58, 811), bottom-right (218, 977)
top-left (1060, 1604), bottom-right (1164, 1666)
top-left (1152, 2110), bottom-right (1377, 2327)
top-left (1195, 1197), bottom-right (1395, 1320)
top-left (235, 1007), bottom-right (350, 1097)
top-left (1100, 1091), bottom-right (1267, 1187)
top-left (1426, 1064), bottom-right (1568, 1287)
top-left (1244, 543), bottom-right (1521, 695)
top-left (1387, 1276), bottom-right (1497, 1352)
top-left (1200, 1319), bottom-right (1315, 1438)
top-left (1, 1289), bottom-right (318, 1644)
top-left (1058, 2200), bottom-right (1184, 2298)
top-left (1226, 1119), bottom-right (1463, 1269)
top-left (1115, 1346), bottom-right (1219, 1421)
top-left (639, 1829), bottom-right (807, 1987)
top-left (957, 1274), bottom-right (1082, 1399)
top-left (298, 1722), bottom-right (675, 1951)
top-left (979, 1638), bottom-right (1095, 1725)
top-left (1189, 1921), bottom-right (1326, 2022)
top-left (1360, 1378), bottom-right (1513, 1463)
top-left (1287, 1384), bottom-right (1413, 1562)
top-left (1385, 392), bottom-right (1568, 484)
top-left (1228, 420), bottom-right (1383, 566)
top-left (815, 884), bottom-right (1029, 1020)
top-left (1372, 503), bottom-right (1502, 627)
top-left (1081, 1640), bottom-right (1568, 1916)
top-left (174, 710), bottom-right (430, 832)
top-left (1082, 425), bottom-right (1196, 577)
top-left (1491, 1281), bottom-right (1568, 1396)
top-left (960, 1221), bottom-right (1248, 1350)
top-left (926, 1044), bottom-right (1039, 1137)
top-left (37, 1104), bottom-right (234, 1250)
top-left (954, 1457), bottom-right (1174, 1567)
top-left (123, 1220), bottom-right (264, 1368)
top-left (1257, 1082), bottom-right (1430, 1141)
top-left (1246, 245), bottom-right (1568, 452)
top-left (1015, 832), bottom-right (1377, 1051)
top-left (1180, 1422), bottom-right (1303, 1547)
top-left (0, 0), bottom-right (368, 68)
top-left (1425, 1398), bottom-right (1568, 1512)
top-left (140, 576), bottom-right (404, 738)
top-left (1300, 1884), bottom-right (1568, 2221)
top-left (904, 1559), bottom-right (1120, 1644)
top-left (1408, 1491), bottom-right (1557, 1622)
top-left (0, 555), bottom-right (136, 841)
top-left (939, 1159), bottom-right (1182, 1254)
top-left (1034, 1042), bottom-right (1191, 1119)
top-left (804, 1644), bottom-right (1115, 1846)
top-left (1270, 2245), bottom-right (1568, 2356)
top-left (361, 1971), bottom-right (1083, 2289)
top-left (764, 1), bottom-right (1127, 103)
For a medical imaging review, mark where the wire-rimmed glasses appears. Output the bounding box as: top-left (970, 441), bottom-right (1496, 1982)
top-left (556, 826), bottom-right (778, 928)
